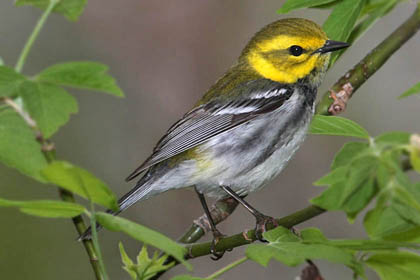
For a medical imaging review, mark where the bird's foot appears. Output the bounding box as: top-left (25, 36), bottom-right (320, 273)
top-left (210, 229), bottom-right (227, 260)
top-left (255, 214), bottom-right (278, 242)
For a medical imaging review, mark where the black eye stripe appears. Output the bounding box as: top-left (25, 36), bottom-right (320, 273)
top-left (289, 45), bottom-right (303, 56)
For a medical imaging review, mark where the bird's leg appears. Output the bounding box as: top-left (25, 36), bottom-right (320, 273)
top-left (195, 187), bottom-right (226, 260)
top-left (220, 185), bottom-right (278, 242)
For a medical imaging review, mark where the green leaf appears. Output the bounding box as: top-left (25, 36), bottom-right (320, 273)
top-left (392, 182), bottom-right (420, 225)
top-left (41, 161), bottom-right (118, 210)
top-left (326, 239), bottom-right (420, 251)
top-left (384, 226), bottom-right (420, 243)
top-left (36, 62), bottom-right (124, 97)
top-left (0, 109), bottom-right (48, 181)
top-left (364, 206), bottom-right (418, 240)
top-left (246, 227), bottom-right (357, 268)
top-left (15, 0), bottom-right (87, 21)
top-left (331, 142), bottom-right (369, 169)
top-left (0, 66), bottom-right (26, 97)
top-left (347, 0), bottom-right (398, 44)
top-left (410, 147), bottom-right (420, 173)
top-left (119, 243), bottom-right (174, 280)
top-left (314, 166), bottom-right (347, 186)
top-left (366, 251), bottom-right (420, 280)
top-left (300, 227), bottom-right (328, 242)
top-left (375, 131), bottom-right (411, 145)
top-left (309, 115), bottom-right (369, 139)
top-left (277, 0), bottom-right (338, 14)
top-left (0, 197), bottom-right (85, 218)
top-left (95, 213), bottom-right (191, 270)
top-left (18, 81), bottom-right (78, 138)
top-left (312, 155), bottom-right (378, 217)
top-left (323, 0), bottom-right (364, 64)
top-left (170, 276), bottom-right (205, 280)
top-left (399, 81), bottom-right (420, 99)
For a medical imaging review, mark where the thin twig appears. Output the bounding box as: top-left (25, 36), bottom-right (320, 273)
top-left (15, 0), bottom-right (58, 73)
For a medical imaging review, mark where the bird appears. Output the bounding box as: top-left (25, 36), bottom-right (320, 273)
top-left (80, 18), bottom-right (349, 259)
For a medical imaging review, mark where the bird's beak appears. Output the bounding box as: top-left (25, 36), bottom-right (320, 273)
top-left (314, 40), bottom-right (350, 54)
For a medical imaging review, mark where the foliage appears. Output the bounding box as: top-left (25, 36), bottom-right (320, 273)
top-left (399, 82), bottom-right (420, 99)
top-left (1, 0), bottom-right (420, 280)
top-left (119, 243), bottom-right (175, 280)
top-left (0, 196), bottom-right (85, 217)
top-left (96, 213), bottom-right (191, 269)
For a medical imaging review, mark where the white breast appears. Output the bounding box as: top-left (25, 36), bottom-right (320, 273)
top-left (194, 89), bottom-right (314, 198)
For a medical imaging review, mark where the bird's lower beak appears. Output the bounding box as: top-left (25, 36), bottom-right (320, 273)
top-left (314, 40), bottom-right (350, 54)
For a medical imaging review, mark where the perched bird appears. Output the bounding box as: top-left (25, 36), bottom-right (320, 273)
top-left (81, 18), bottom-right (348, 258)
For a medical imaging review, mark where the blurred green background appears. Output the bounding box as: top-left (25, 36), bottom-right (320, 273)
top-left (1, 1), bottom-right (419, 279)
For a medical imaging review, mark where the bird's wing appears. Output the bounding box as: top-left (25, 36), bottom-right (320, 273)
top-left (126, 83), bottom-right (294, 181)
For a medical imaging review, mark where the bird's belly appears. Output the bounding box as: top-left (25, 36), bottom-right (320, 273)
top-left (194, 97), bottom-right (313, 197)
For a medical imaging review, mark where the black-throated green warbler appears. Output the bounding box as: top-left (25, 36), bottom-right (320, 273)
top-left (81, 18), bottom-right (348, 258)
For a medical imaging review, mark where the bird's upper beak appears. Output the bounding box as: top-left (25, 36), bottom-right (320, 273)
top-left (314, 40), bottom-right (350, 54)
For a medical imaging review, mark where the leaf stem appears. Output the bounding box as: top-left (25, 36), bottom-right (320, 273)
top-left (90, 206), bottom-right (109, 280)
top-left (15, 0), bottom-right (58, 73)
top-left (206, 256), bottom-right (248, 279)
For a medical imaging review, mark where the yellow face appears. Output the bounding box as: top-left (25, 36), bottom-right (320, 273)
top-left (247, 34), bottom-right (329, 84)
top-left (243, 18), bottom-right (330, 84)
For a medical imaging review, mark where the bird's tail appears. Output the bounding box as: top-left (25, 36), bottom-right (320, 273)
top-left (78, 176), bottom-right (154, 241)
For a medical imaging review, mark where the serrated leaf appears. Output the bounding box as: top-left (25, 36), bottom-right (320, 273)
top-left (15, 0), bottom-right (87, 21)
top-left (310, 115), bottom-right (369, 139)
top-left (323, 0), bottom-right (364, 64)
top-left (331, 141), bottom-right (369, 169)
top-left (314, 166), bottom-right (347, 186)
top-left (277, 0), bottom-right (337, 14)
top-left (0, 197), bottom-right (85, 218)
top-left (375, 131), bottom-right (411, 145)
top-left (36, 62), bottom-right (124, 97)
top-left (95, 213), bottom-right (191, 270)
top-left (0, 109), bottom-right (48, 181)
top-left (0, 66), bottom-right (26, 97)
top-left (41, 161), bottom-right (118, 210)
top-left (18, 81), bottom-right (78, 138)
top-left (366, 252), bottom-right (420, 280)
top-left (399, 81), bottom-right (420, 99)
top-left (312, 155), bottom-right (378, 217)
top-left (119, 243), bottom-right (135, 270)
top-left (119, 242), bottom-right (174, 280)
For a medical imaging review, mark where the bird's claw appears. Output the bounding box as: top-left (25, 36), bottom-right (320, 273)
top-left (255, 214), bottom-right (278, 242)
top-left (210, 230), bottom-right (227, 260)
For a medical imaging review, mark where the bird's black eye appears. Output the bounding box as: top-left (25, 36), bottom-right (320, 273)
top-left (289, 45), bottom-right (303, 56)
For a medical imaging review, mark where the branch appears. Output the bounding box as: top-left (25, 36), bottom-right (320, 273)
top-left (151, 3), bottom-right (420, 278)
top-left (2, 97), bottom-right (103, 279)
top-left (43, 144), bottom-right (105, 280)
top-left (182, 1), bottom-right (420, 248)
top-left (186, 205), bottom-right (325, 259)
top-left (316, 3), bottom-right (420, 115)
